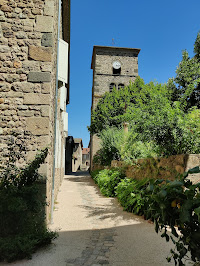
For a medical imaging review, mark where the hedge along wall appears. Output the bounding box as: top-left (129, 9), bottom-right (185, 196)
top-left (109, 154), bottom-right (200, 183)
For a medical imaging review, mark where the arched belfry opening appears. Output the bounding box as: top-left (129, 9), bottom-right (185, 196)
top-left (109, 83), bottom-right (116, 92)
top-left (118, 83), bottom-right (125, 89)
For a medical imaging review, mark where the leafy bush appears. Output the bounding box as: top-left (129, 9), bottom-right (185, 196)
top-left (92, 167), bottom-right (200, 265)
top-left (144, 167), bottom-right (200, 265)
top-left (90, 169), bottom-right (102, 182)
top-left (0, 230), bottom-right (56, 262)
top-left (91, 168), bottom-right (125, 197)
top-left (120, 131), bottom-right (160, 163)
top-left (0, 136), bottom-right (57, 262)
top-left (93, 126), bottom-right (161, 166)
top-left (93, 127), bottom-right (124, 166)
top-left (116, 178), bottom-right (150, 214)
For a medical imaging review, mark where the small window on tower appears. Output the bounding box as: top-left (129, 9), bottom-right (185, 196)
top-left (109, 83), bottom-right (116, 93)
top-left (118, 83), bottom-right (125, 89)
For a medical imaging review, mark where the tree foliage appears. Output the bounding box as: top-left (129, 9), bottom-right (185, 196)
top-left (89, 78), bottom-right (145, 134)
top-left (167, 31), bottom-right (200, 110)
top-left (89, 32), bottom-right (200, 159)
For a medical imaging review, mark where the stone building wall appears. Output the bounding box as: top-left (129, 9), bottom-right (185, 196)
top-left (90, 46), bottom-right (140, 169)
top-left (0, 0), bottom-right (69, 222)
top-left (72, 139), bottom-right (83, 172)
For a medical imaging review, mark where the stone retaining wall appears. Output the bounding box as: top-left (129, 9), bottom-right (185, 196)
top-left (92, 154), bottom-right (200, 183)
top-left (111, 154), bottom-right (200, 182)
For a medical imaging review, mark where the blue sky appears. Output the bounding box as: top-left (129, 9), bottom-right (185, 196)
top-left (67, 0), bottom-right (200, 147)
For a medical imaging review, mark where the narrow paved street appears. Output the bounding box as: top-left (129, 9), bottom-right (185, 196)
top-left (8, 171), bottom-right (175, 266)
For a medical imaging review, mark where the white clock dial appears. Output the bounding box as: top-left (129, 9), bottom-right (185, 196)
top-left (113, 61), bottom-right (121, 69)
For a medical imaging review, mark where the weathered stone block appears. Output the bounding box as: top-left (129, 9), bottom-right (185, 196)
top-left (37, 135), bottom-right (50, 147)
top-left (0, 0), bottom-right (6, 7)
top-left (28, 72), bottom-right (51, 83)
top-left (28, 32), bottom-right (42, 39)
top-left (15, 31), bottom-right (27, 39)
top-left (0, 45), bottom-right (9, 53)
top-left (38, 163), bottom-right (48, 176)
top-left (35, 16), bottom-right (53, 33)
top-left (26, 117), bottom-right (49, 135)
top-left (3, 30), bottom-right (14, 38)
top-left (44, 1), bottom-right (54, 16)
top-left (23, 20), bottom-right (34, 27)
top-left (31, 8), bottom-right (42, 15)
top-left (1, 5), bottom-right (12, 12)
top-left (40, 62), bottom-right (51, 72)
top-left (28, 105), bottom-right (41, 111)
top-left (18, 110), bottom-right (34, 117)
top-left (11, 82), bottom-right (34, 92)
top-left (185, 154), bottom-right (200, 171)
top-left (44, 1), bottom-right (54, 9)
top-left (41, 105), bottom-right (49, 117)
top-left (27, 151), bottom-right (37, 161)
top-left (17, 105), bottom-right (28, 110)
top-left (24, 93), bottom-right (50, 105)
top-left (23, 61), bottom-right (40, 72)
top-left (13, 61), bottom-right (22, 68)
top-left (41, 33), bottom-right (53, 47)
top-left (7, 92), bottom-right (23, 98)
top-left (28, 46), bottom-right (52, 62)
top-left (41, 83), bottom-right (50, 94)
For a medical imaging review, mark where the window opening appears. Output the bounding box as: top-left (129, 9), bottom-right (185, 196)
top-left (118, 83), bottom-right (125, 89)
top-left (109, 83), bottom-right (116, 93)
top-left (113, 67), bottom-right (121, 75)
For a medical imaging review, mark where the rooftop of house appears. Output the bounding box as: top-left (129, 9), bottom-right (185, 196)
top-left (74, 138), bottom-right (83, 147)
top-left (82, 148), bottom-right (90, 155)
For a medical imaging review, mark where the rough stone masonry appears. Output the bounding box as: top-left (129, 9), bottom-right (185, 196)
top-left (0, 0), bottom-right (68, 221)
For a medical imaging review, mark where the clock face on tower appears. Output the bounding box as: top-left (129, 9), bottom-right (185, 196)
top-left (112, 61), bottom-right (121, 69)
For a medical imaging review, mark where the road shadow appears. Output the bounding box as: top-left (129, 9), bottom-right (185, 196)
top-left (4, 223), bottom-right (178, 266)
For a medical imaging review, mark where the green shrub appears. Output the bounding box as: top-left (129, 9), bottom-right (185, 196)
top-left (144, 167), bottom-right (200, 265)
top-left (0, 231), bottom-right (56, 262)
top-left (93, 127), bottom-right (124, 166)
top-left (116, 178), bottom-right (150, 214)
top-left (116, 168), bottom-right (200, 265)
top-left (0, 136), bottom-right (57, 263)
top-left (91, 168), bottom-right (125, 197)
top-left (90, 169), bottom-right (102, 183)
top-left (93, 166), bottom-right (200, 265)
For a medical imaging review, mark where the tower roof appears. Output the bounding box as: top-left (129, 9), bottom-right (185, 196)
top-left (91, 45), bottom-right (141, 69)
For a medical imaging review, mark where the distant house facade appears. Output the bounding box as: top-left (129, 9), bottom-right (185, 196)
top-left (72, 138), bottom-right (83, 172)
top-left (0, 0), bottom-right (70, 222)
top-left (82, 148), bottom-right (90, 170)
top-left (90, 46), bottom-right (140, 170)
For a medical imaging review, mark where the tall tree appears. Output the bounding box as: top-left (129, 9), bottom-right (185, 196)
top-left (167, 31), bottom-right (200, 110)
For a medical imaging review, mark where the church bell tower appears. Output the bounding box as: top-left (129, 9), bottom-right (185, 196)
top-left (90, 46), bottom-right (141, 169)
